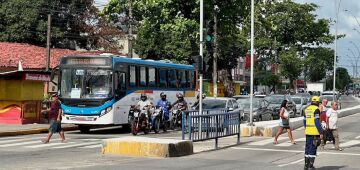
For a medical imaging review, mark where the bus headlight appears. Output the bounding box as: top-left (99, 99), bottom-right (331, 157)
top-left (100, 106), bottom-right (112, 117)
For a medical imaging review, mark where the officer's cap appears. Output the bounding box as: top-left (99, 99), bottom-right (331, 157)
top-left (311, 96), bottom-right (320, 102)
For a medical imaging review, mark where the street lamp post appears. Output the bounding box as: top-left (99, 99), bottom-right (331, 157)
top-left (333, 0), bottom-right (342, 101)
top-left (348, 48), bottom-right (359, 77)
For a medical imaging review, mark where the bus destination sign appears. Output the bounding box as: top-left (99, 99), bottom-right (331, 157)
top-left (63, 58), bottom-right (109, 65)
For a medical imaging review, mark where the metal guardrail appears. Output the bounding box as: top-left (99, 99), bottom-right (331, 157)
top-left (182, 110), bottom-right (241, 149)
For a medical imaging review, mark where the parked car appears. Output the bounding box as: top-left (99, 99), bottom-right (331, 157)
top-left (192, 97), bottom-right (242, 131)
top-left (264, 95), bottom-right (297, 119)
top-left (291, 96), bottom-right (308, 116)
top-left (199, 97), bottom-right (241, 111)
top-left (320, 95), bottom-right (341, 110)
top-left (232, 94), bottom-right (266, 100)
top-left (238, 98), bottom-right (275, 122)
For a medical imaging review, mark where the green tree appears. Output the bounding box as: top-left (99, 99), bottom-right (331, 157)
top-left (0, 0), bottom-right (106, 49)
top-left (305, 47), bottom-right (334, 82)
top-left (326, 67), bottom-right (352, 90)
top-left (279, 48), bottom-right (303, 89)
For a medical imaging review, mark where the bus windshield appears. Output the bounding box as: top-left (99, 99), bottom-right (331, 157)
top-left (60, 68), bottom-right (113, 99)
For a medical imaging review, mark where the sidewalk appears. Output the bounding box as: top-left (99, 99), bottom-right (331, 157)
top-left (0, 123), bottom-right (78, 137)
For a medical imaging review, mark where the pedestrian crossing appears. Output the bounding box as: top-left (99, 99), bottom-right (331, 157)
top-left (243, 135), bottom-right (360, 148)
top-left (0, 136), bottom-right (103, 150)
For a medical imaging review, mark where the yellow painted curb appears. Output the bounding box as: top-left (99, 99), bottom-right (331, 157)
top-left (102, 137), bottom-right (193, 157)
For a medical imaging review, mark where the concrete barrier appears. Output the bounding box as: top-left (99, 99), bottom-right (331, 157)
top-left (240, 106), bottom-right (360, 137)
top-left (102, 136), bottom-right (193, 157)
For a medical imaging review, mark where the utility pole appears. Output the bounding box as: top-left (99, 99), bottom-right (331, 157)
top-left (45, 14), bottom-right (51, 95)
top-left (198, 0), bottom-right (204, 133)
top-left (128, 0), bottom-right (133, 58)
top-left (46, 14), bottom-right (51, 71)
top-left (213, 5), bottom-right (218, 98)
top-left (249, 0), bottom-right (255, 131)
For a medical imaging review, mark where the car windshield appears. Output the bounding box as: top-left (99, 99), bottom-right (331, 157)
top-left (238, 99), bottom-right (261, 109)
top-left (60, 68), bottom-right (113, 99)
top-left (292, 98), bottom-right (302, 104)
top-left (202, 100), bottom-right (227, 110)
top-left (265, 96), bottom-right (284, 104)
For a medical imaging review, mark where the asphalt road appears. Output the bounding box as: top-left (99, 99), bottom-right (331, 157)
top-left (0, 95), bottom-right (359, 170)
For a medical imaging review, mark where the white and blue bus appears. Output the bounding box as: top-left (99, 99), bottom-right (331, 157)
top-left (58, 55), bottom-right (197, 132)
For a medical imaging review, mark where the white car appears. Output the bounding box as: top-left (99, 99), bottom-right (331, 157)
top-left (291, 96), bottom-right (308, 116)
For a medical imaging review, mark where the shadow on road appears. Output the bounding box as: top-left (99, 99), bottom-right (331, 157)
top-left (316, 166), bottom-right (347, 170)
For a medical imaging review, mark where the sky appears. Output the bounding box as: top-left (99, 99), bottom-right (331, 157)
top-left (94, 0), bottom-right (360, 76)
top-left (295, 0), bottom-right (360, 77)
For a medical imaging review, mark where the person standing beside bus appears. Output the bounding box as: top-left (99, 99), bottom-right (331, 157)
top-left (42, 94), bottom-right (65, 143)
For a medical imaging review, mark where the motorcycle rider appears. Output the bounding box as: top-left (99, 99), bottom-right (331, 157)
top-left (156, 92), bottom-right (172, 122)
top-left (172, 92), bottom-right (188, 111)
top-left (191, 93), bottom-right (206, 109)
top-left (136, 93), bottom-right (153, 110)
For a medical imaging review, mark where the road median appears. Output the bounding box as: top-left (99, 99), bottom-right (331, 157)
top-left (102, 136), bottom-right (193, 157)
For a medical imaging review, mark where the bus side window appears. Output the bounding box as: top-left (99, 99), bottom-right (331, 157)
top-left (114, 72), bottom-right (126, 97)
top-left (187, 71), bottom-right (195, 89)
top-left (129, 65), bottom-right (137, 87)
top-left (139, 66), bottom-right (147, 87)
top-left (159, 69), bottom-right (167, 88)
top-left (168, 69), bottom-right (177, 88)
top-left (179, 70), bottom-right (186, 88)
top-left (148, 67), bottom-right (156, 87)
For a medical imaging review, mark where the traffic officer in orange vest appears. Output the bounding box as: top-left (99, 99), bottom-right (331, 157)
top-left (304, 96), bottom-right (324, 169)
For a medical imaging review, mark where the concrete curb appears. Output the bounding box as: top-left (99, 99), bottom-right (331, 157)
top-left (0, 126), bottom-right (78, 137)
top-left (102, 137), bottom-right (193, 157)
top-left (240, 106), bottom-right (360, 137)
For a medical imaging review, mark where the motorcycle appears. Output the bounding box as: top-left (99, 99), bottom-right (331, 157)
top-left (152, 106), bottom-right (168, 133)
top-left (171, 109), bottom-right (182, 129)
top-left (129, 105), bottom-right (149, 135)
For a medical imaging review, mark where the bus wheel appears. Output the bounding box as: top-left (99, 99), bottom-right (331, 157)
top-left (78, 125), bottom-right (90, 133)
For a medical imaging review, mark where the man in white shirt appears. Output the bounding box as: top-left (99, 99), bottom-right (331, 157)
top-left (326, 102), bottom-right (342, 151)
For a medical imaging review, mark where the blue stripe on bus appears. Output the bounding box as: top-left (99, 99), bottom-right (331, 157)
top-left (61, 99), bottom-right (115, 115)
top-left (111, 56), bottom-right (195, 70)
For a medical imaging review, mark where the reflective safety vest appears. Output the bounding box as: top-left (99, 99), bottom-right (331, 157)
top-left (305, 105), bottom-right (320, 135)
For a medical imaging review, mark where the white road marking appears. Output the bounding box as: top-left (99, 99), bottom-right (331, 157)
top-left (278, 158), bottom-right (304, 167)
top-left (340, 140), bottom-right (360, 148)
top-left (232, 147), bottom-right (304, 153)
top-left (247, 137), bottom-right (286, 146)
top-left (275, 142), bottom-right (294, 147)
top-left (0, 137), bottom-right (43, 144)
top-left (52, 141), bottom-right (99, 149)
top-left (275, 138), bottom-right (306, 147)
top-left (0, 139), bottom-right (61, 147)
top-left (232, 147), bottom-right (360, 156)
top-left (79, 144), bottom-right (102, 148)
top-left (277, 153), bottom-right (322, 167)
top-left (25, 142), bottom-right (76, 148)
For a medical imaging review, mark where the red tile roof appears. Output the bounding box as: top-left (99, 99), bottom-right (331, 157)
top-left (0, 42), bottom-right (124, 69)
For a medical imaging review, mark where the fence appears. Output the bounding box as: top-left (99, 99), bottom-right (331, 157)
top-left (182, 110), bottom-right (241, 149)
